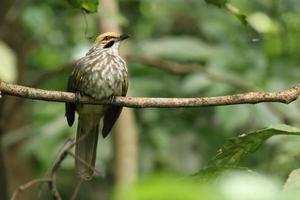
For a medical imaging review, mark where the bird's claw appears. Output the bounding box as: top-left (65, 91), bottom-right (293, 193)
top-left (75, 91), bottom-right (83, 103)
top-left (108, 95), bottom-right (116, 104)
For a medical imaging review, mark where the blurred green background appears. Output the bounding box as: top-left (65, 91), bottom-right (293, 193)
top-left (0, 0), bottom-right (300, 199)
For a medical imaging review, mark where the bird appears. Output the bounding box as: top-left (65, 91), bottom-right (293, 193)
top-left (65, 32), bottom-right (129, 180)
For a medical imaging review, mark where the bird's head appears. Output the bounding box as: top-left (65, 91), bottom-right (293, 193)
top-left (95, 32), bottom-right (129, 49)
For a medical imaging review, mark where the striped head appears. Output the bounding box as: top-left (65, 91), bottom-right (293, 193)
top-left (95, 32), bottom-right (129, 49)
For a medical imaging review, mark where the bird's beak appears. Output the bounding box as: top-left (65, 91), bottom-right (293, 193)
top-left (116, 34), bottom-right (129, 42)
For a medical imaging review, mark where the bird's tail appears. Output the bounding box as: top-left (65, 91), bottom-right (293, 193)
top-left (75, 114), bottom-right (100, 180)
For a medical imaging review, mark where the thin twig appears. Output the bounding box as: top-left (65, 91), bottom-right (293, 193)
top-left (10, 131), bottom-right (101, 200)
top-left (70, 179), bottom-right (83, 200)
top-left (127, 55), bottom-right (199, 74)
top-left (126, 55), bottom-right (255, 91)
top-left (44, 133), bottom-right (98, 199)
top-left (48, 173), bottom-right (61, 200)
top-left (0, 80), bottom-right (299, 108)
top-left (10, 178), bottom-right (51, 200)
top-left (45, 130), bottom-right (101, 199)
top-left (10, 140), bottom-right (75, 200)
top-left (67, 151), bottom-right (102, 176)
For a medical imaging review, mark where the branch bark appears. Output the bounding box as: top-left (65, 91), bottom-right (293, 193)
top-left (1, 81), bottom-right (299, 108)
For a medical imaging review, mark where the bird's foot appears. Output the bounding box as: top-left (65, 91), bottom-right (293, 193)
top-left (75, 91), bottom-right (84, 103)
top-left (108, 95), bottom-right (116, 104)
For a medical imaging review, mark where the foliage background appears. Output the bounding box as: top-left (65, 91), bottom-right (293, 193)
top-left (0, 0), bottom-right (300, 199)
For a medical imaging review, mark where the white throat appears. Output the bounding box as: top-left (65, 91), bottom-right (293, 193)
top-left (106, 42), bottom-right (120, 56)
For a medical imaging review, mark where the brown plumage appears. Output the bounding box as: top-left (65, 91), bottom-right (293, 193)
top-left (65, 32), bottom-right (129, 180)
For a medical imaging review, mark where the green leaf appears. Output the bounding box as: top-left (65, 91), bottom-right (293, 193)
top-left (193, 166), bottom-right (252, 182)
top-left (65, 0), bottom-right (98, 13)
top-left (225, 3), bottom-right (248, 26)
top-left (210, 125), bottom-right (300, 166)
top-left (205, 1), bottom-right (248, 26)
top-left (205, 0), bottom-right (227, 8)
top-left (234, 13), bottom-right (247, 26)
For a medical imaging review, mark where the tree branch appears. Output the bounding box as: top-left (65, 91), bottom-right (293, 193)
top-left (1, 81), bottom-right (299, 108)
top-left (10, 178), bottom-right (52, 200)
top-left (126, 56), bottom-right (298, 122)
top-left (10, 134), bottom-right (101, 200)
top-left (126, 55), bottom-right (256, 91)
top-left (26, 55), bottom-right (297, 122)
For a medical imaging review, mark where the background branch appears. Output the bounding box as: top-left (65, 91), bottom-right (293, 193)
top-left (127, 55), bottom-right (256, 91)
top-left (30, 55), bottom-right (254, 91)
top-left (10, 178), bottom-right (51, 200)
top-left (1, 81), bottom-right (299, 108)
top-left (10, 132), bottom-right (101, 200)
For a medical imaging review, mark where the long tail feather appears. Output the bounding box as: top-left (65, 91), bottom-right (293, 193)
top-left (75, 115), bottom-right (100, 180)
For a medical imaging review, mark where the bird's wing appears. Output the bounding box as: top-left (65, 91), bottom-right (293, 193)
top-left (102, 77), bottom-right (128, 138)
top-left (65, 74), bottom-right (76, 127)
top-left (65, 58), bottom-right (88, 127)
top-left (65, 55), bottom-right (94, 126)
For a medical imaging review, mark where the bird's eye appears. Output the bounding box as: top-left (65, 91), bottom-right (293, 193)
top-left (103, 40), bottom-right (115, 48)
